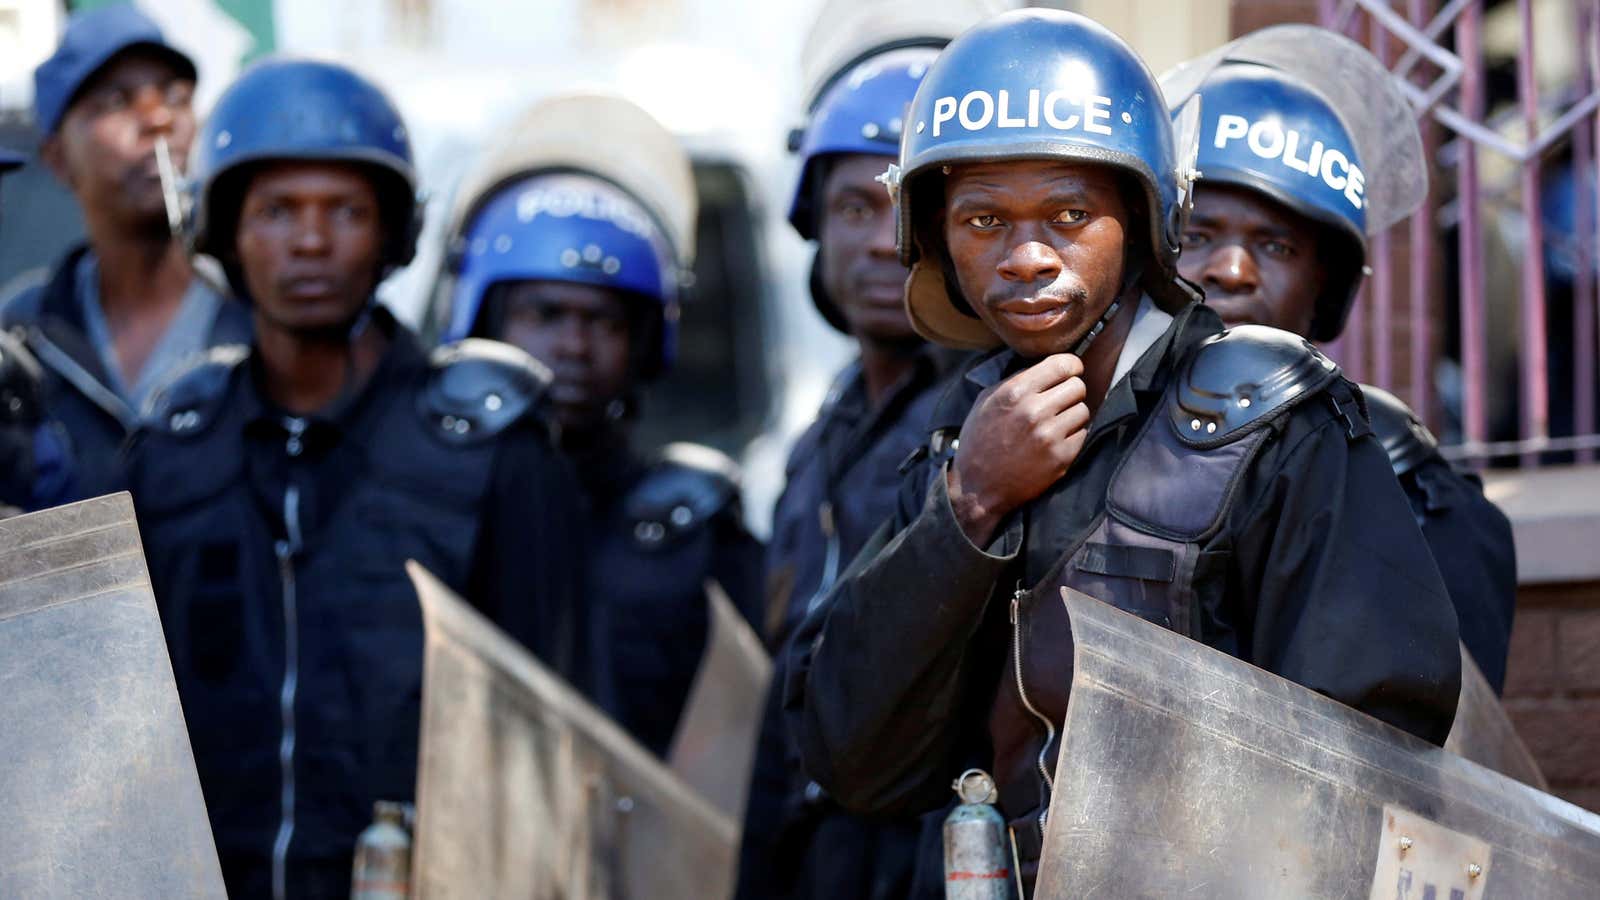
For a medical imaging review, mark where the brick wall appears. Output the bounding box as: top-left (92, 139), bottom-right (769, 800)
top-left (1502, 580), bottom-right (1600, 813)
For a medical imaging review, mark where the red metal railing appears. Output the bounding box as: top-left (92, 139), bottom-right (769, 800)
top-left (1317, 0), bottom-right (1600, 466)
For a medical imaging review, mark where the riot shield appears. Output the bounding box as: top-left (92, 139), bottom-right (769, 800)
top-left (408, 562), bottom-right (737, 900)
top-left (796, 0), bottom-right (1014, 110)
top-left (666, 580), bottom-right (772, 822)
top-left (0, 494), bottom-right (225, 898)
top-left (1036, 588), bottom-right (1600, 900)
top-left (1445, 646), bottom-right (1548, 792)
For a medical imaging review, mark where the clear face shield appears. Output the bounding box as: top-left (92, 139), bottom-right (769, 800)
top-left (1160, 23), bottom-right (1427, 235)
top-left (446, 92), bottom-right (698, 270)
top-left (796, 0), bottom-right (1016, 111)
top-left (433, 92), bottom-right (698, 342)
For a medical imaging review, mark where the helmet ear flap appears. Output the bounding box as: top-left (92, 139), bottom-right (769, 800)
top-left (807, 249), bottom-right (852, 333)
top-left (1307, 229), bottom-right (1367, 342)
top-left (1164, 203), bottom-right (1186, 259)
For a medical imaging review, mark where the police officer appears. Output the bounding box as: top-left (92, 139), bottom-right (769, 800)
top-left (437, 93), bottom-right (763, 758)
top-left (3, 3), bottom-right (249, 500)
top-left (788, 10), bottom-right (1462, 893)
top-left (1168, 27), bottom-right (1518, 691)
top-left (123, 60), bottom-right (592, 899)
top-left (739, 7), bottom-right (971, 895)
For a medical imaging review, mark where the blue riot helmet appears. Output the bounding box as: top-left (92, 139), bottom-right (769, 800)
top-left (446, 172), bottom-right (681, 376)
top-left (188, 58), bottom-right (420, 298)
top-left (789, 46), bottom-right (941, 241)
top-left (1185, 65), bottom-right (1366, 341)
top-left (883, 9), bottom-right (1200, 350)
top-left (789, 46), bottom-right (942, 331)
top-left (1163, 25), bottom-right (1427, 341)
top-left (437, 93), bottom-right (695, 378)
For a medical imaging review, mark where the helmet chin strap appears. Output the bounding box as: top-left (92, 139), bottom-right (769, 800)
top-left (1070, 259), bottom-right (1143, 357)
top-left (1071, 298), bottom-right (1121, 357)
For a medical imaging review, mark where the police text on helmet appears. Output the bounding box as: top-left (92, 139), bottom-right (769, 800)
top-left (928, 89), bottom-right (1114, 139)
top-left (1211, 114), bottom-right (1366, 211)
top-left (516, 186), bottom-right (656, 240)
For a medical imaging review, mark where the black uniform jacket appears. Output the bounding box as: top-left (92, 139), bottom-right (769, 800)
top-left (787, 301), bottom-right (1462, 884)
top-left (763, 346), bottom-right (968, 646)
top-left (124, 309), bottom-right (593, 899)
top-left (1362, 387), bottom-right (1518, 692)
top-left (573, 433), bottom-right (765, 757)
top-left (2, 243), bottom-right (251, 499)
top-left (738, 347), bottom-right (964, 900)
top-left (1409, 458), bottom-right (1516, 691)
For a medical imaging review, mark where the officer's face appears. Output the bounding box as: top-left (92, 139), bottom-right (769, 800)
top-left (941, 160), bottom-right (1130, 359)
top-left (819, 154), bottom-right (914, 343)
top-left (1178, 184), bottom-right (1327, 336)
top-left (43, 51), bottom-right (195, 232)
top-left (234, 163), bottom-right (384, 335)
top-left (492, 280), bottom-right (633, 434)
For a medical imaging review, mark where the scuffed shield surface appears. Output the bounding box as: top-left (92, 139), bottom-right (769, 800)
top-left (1445, 646), bottom-right (1548, 792)
top-left (666, 580), bottom-right (772, 822)
top-left (1036, 588), bottom-right (1600, 900)
top-left (408, 562), bottom-right (737, 900)
top-left (0, 494), bottom-right (225, 898)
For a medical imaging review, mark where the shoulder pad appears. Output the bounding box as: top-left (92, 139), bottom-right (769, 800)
top-left (421, 338), bottom-right (551, 445)
top-left (1360, 383), bottom-right (1438, 476)
top-left (624, 442), bottom-right (742, 548)
top-left (141, 344), bottom-right (249, 437)
top-left (1171, 324), bottom-right (1339, 446)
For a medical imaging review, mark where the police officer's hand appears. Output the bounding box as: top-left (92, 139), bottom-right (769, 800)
top-left (947, 353), bottom-right (1090, 547)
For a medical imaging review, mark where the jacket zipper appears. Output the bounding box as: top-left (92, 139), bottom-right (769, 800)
top-left (1010, 583), bottom-right (1057, 829)
top-left (271, 418), bottom-right (306, 900)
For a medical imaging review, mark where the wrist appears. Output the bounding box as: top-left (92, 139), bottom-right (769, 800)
top-left (946, 464), bottom-right (1002, 548)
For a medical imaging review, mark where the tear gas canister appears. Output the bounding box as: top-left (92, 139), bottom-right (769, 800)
top-left (351, 800), bottom-right (411, 900)
top-left (944, 768), bottom-right (1011, 899)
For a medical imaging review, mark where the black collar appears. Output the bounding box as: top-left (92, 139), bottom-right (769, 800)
top-left (239, 305), bottom-right (424, 442)
top-left (939, 300), bottom-right (1221, 437)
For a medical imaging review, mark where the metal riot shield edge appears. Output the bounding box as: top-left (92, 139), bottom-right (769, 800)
top-left (1446, 645), bottom-right (1549, 792)
top-left (0, 494), bottom-right (226, 898)
top-left (408, 562), bottom-right (738, 900)
top-left (1036, 588), bottom-right (1600, 900)
top-left (666, 579), bottom-right (773, 823)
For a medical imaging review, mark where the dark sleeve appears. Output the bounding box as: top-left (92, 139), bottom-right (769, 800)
top-left (711, 508), bottom-right (768, 633)
top-left (788, 460), bottom-right (1016, 818)
top-left (1409, 460), bottom-right (1517, 693)
top-left (468, 423), bottom-right (610, 706)
top-left (1232, 415), bottom-right (1462, 745)
top-left (735, 665), bottom-right (802, 899)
